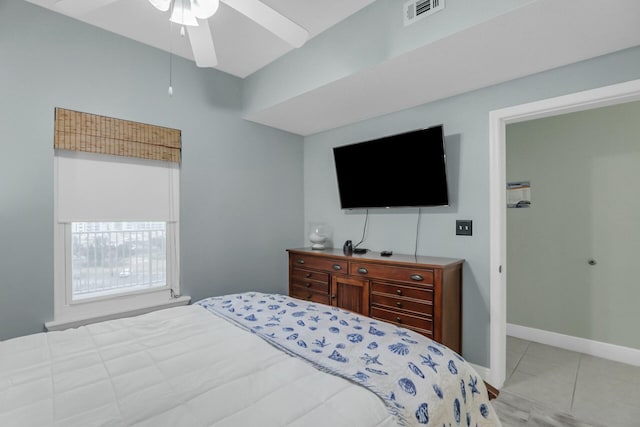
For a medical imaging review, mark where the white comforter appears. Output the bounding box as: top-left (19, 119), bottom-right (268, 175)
top-left (199, 293), bottom-right (500, 427)
top-left (0, 305), bottom-right (397, 427)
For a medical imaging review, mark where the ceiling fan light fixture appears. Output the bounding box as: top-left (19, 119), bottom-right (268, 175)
top-left (148, 0), bottom-right (171, 12)
top-left (170, 0), bottom-right (199, 26)
top-left (191, 0), bottom-right (219, 19)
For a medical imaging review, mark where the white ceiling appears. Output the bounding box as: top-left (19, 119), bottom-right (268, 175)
top-left (24, 0), bottom-right (375, 78)
top-left (23, 0), bottom-right (640, 136)
top-left (246, 0), bottom-right (640, 135)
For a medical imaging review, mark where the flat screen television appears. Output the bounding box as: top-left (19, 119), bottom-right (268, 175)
top-left (333, 125), bottom-right (448, 209)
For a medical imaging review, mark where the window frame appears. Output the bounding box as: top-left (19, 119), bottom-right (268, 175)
top-left (51, 155), bottom-right (182, 328)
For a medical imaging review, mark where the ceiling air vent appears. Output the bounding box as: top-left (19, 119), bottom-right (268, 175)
top-left (403, 0), bottom-right (445, 26)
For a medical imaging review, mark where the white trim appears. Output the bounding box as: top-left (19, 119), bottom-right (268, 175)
top-left (168, 221), bottom-right (181, 296)
top-left (507, 323), bottom-right (640, 368)
top-left (45, 295), bottom-right (191, 331)
top-left (488, 108), bottom-right (507, 388)
top-left (53, 221), bottom-right (180, 323)
top-left (53, 153), bottom-right (182, 323)
top-left (488, 78), bottom-right (640, 388)
top-left (69, 283), bottom-right (170, 305)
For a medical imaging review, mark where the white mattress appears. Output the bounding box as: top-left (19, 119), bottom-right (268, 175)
top-left (0, 305), bottom-right (397, 427)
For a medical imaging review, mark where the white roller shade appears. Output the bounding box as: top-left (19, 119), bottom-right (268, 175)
top-left (55, 151), bottom-right (179, 222)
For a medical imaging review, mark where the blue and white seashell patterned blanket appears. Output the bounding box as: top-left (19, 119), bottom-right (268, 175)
top-left (197, 292), bottom-right (501, 427)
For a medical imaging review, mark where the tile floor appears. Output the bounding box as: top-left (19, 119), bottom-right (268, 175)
top-left (503, 336), bottom-right (640, 427)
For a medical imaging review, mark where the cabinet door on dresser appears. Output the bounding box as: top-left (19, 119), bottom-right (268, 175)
top-left (331, 276), bottom-right (369, 316)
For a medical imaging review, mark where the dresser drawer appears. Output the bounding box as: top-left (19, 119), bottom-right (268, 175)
top-left (290, 286), bottom-right (331, 305)
top-left (371, 293), bottom-right (433, 316)
top-left (350, 262), bottom-right (434, 285)
top-left (290, 255), bottom-right (348, 273)
top-left (290, 279), bottom-right (329, 294)
top-left (291, 268), bottom-right (329, 284)
top-left (371, 282), bottom-right (433, 301)
top-left (371, 306), bottom-right (433, 333)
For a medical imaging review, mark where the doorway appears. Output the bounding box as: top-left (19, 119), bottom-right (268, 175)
top-left (487, 78), bottom-right (640, 388)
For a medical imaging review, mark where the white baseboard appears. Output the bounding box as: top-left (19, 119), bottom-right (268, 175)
top-left (507, 323), bottom-right (640, 367)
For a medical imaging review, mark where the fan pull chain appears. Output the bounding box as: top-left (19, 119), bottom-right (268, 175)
top-left (168, 61), bottom-right (173, 96)
top-left (168, 43), bottom-right (174, 96)
top-left (168, 8), bottom-right (174, 97)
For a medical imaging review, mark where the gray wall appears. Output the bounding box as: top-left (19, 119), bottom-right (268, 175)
top-left (0, 0), bottom-right (304, 341)
top-left (506, 101), bottom-right (640, 350)
top-left (303, 47), bottom-right (640, 367)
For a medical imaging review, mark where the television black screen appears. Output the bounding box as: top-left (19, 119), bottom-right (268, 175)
top-left (333, 126), bottom-right (448, 209)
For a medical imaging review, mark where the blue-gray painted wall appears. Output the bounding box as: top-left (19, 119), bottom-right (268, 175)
top-left (0, 0), bottom-right (304, 341)
top-left (303, 47), bottom-right (640, 366)
top-left (2, 0), bottom-right (640, 371)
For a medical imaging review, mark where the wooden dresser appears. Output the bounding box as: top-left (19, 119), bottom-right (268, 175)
top-left (287, 248), bottom-right (463, 353)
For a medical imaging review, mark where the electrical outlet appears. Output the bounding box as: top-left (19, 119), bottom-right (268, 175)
top-left (456, 220), bottom-right (472, 236)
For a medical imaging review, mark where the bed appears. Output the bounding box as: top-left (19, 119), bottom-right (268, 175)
top-left (0, 292), bottom-right (501, 426)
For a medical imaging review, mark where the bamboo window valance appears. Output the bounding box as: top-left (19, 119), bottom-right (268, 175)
top-left (54, 108), bottom-right (181, 163)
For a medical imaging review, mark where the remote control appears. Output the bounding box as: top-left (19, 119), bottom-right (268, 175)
top-left (380, 251), bottom-right (393, 257)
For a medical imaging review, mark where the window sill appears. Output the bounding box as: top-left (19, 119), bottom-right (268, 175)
top-left (45, 295), bottom-right (191, 332)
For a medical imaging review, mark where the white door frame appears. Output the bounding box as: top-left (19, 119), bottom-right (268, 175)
top-left (487, 78), bottom-right (640, 388)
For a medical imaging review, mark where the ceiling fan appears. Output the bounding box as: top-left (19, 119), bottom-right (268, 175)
top-left (54, 0), bottom-right (309, 69)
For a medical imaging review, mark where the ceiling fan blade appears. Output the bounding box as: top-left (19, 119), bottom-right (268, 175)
top-left (187, 21), bottom-right (218, 68)
top-left (192, 0), bottom-right (220, 19)
top-left (222, 0), bottom-right (308, 48)
top-left (55, 0), bottom-right (120, 15)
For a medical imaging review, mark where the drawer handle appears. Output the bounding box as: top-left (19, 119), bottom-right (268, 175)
top-left (332, 264), bottom-right (342, 271)
top-left (396, 289), bottom-right (402, 295)
top-left (331, 294), bottom-right (336, 300)
top-left (410, 274), bottom-right (424, 281)
top-left (357, 267), bottom-right (368, 274)
top-left (305, 273), bottom-right (312, 278)
top-left (396, 317), bottom-right (402, 323)
top-left (297, 259), bottom-right (305, 264)
top-left (396, 301), bottom-right (402, 308)
top-left (305, 283), bottom-right (311, 288)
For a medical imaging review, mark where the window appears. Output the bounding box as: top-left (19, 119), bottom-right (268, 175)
top-left (70, 221), bottom-right (167, 301)
top-left (50, 109), bottom-right (185, 328)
